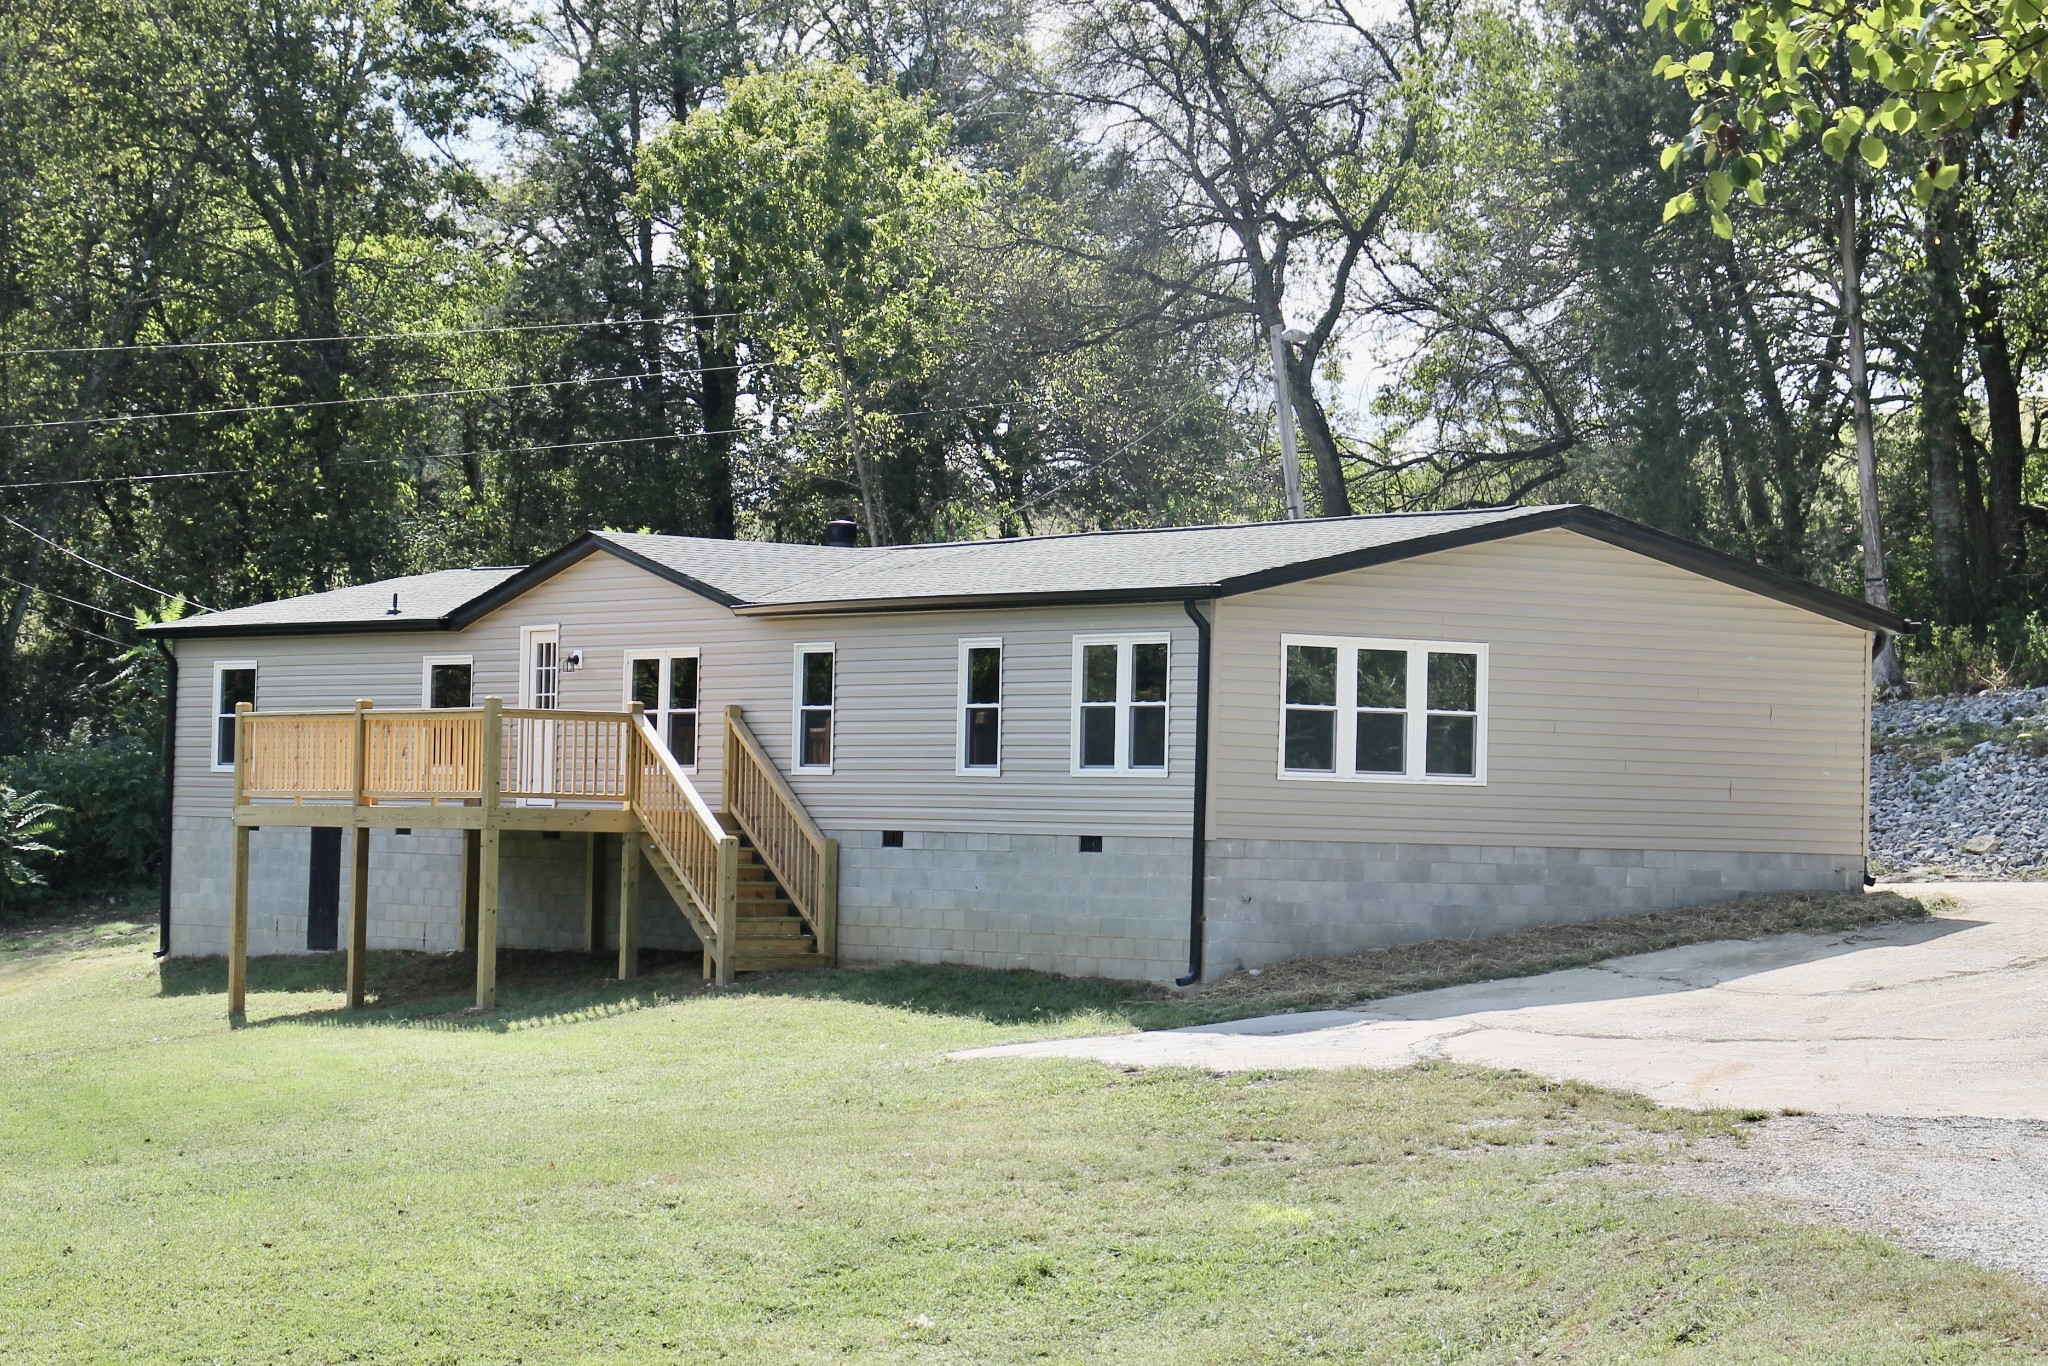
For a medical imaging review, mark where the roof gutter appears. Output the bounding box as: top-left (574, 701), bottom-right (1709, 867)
top-left (732, 583), bottom-right (1224, 618)
top-left (1176, 597), bottom-right (1214, 988)
top-left (154, 638), bottom-right (176, 958)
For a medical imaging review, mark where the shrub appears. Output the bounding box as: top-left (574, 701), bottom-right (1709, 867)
top-left (1, 726), bottom-right (160, 900)
top-left (1900, 613), bottom-right (2048, 696)
top-left (0, 784), bottom-right (63, 917)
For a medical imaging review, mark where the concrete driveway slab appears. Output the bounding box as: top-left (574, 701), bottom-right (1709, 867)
top-left (954, 882), bottom-right (2048, 1120)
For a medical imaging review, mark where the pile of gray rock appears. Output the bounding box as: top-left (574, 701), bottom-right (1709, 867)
top-left (1870, 687), bottom-right (2048, 880)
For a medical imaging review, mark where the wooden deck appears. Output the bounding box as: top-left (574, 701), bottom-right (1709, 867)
top-left (224, 698), bottom-right (837, 1016)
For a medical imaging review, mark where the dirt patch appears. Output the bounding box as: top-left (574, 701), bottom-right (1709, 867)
top-left (1648, 1113), bottom-right (2048, 1287)
top-left (1191, 890), bottom-right (1936, 1017)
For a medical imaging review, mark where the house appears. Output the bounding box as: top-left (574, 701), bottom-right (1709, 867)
top-left (143, 504), bottom-right (1903, 1014)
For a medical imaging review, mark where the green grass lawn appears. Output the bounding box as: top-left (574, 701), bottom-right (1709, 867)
top-left (3, 905), bottom-right (2044, 1363)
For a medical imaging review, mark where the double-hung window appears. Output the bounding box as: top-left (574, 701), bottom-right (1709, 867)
top-left (1279, 635), bottom-right (1487, 783)
top-left (626, 650), bottom-right (701, 769)
top-left (213, 661), bottom-right (256, 770)
top-left (794, 644), bottom-right (835, 772)
top-left (958, 639), bottom-right (1002, 772)
top-left (422, 655), bottom-right (473, 709)
top-left (1072, 634), bottom-right (1170, 774)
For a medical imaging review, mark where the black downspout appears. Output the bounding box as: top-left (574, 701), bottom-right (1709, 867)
top-left (155, 639), bottom-right (176, 958)
top-left (1177, 598), bottom-right (1213, 987)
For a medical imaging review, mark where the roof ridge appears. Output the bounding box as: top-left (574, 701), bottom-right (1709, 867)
top-left (840, 504), bottom-right (1562, 554)
top-left (593, 505), bottom-right (1561, 558)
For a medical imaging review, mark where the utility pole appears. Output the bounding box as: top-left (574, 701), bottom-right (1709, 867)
top-left (1269, 324), bottom-right (1309, 520)
top-left (1840, 173), bottom-right (1906, 693)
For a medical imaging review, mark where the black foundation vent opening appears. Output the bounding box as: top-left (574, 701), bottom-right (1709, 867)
top-left (881, 829), bottom-right (905, 848)
top-left (1078, 834), bottom-right (1103, 854)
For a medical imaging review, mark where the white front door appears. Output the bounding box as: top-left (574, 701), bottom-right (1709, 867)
top-left (518, 626), bottom-right (560, 800)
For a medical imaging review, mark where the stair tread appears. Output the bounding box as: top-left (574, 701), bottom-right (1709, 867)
top-left (734, 955), bottom-right (827, 971)
top-left (737, 922), bottom-right (811, 939)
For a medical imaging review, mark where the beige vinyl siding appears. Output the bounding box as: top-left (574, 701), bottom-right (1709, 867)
top-left (1209, 528), bottom-right (1872, 855)
top-left (176, 550), bottom-right (1198, 836)
top-left (173, 630), bottom-right (455, 818)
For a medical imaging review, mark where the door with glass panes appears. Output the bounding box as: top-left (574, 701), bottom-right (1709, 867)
top-left (518, 625), bottom-right (560, 799)
top-left (626, 651), bottom-right (700, 770)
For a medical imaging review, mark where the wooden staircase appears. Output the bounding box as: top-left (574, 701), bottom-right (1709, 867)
top-left (726, 820), bottom-right (828, 972)
top-left (625, 705), bottom-right (837, 984)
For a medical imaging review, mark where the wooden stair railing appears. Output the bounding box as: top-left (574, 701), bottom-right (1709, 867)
top-left (626, 710), bottom-right (741, 983)
top-left (721, 705), bottom-right (838, 963)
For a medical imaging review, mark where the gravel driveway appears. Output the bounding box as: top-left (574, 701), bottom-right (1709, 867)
top-left (1653, 1113), bottom-right (2048, 1286)
top-left (960, 882), bottom-right (2048, 1284)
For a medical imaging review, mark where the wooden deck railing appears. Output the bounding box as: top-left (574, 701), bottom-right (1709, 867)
top-left (500, 708), bottom-right (633, 801)
top-left (723, 705), bottom-right (838, 960)
top-left (627, 711), bottom-right (738, 982)
top-left (240, 711), bottom-right (356, 800)
top-left (365, 711), bottom-right (483, 801)
top-left (238, 700), bottom-right (650, 808)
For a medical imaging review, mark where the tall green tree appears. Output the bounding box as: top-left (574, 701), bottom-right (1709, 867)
top-left (638, 62), bottom-right (982, 544)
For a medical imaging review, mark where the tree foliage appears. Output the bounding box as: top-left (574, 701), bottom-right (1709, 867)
top-left (8, 0), bottom-right (2048, 898)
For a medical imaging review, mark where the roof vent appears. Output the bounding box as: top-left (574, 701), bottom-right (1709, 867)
top-left (386, 592), bottom-right (400, 616)
top-left (824, 518), bottom-right (860, 548)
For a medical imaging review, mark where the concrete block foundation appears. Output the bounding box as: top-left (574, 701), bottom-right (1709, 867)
top-left (1203, 838), bottom-right (1863, 980)
top-left (171, 814), bottom-right (1863, 991)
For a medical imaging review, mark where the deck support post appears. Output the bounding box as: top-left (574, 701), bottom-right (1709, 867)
top-left (817, 838), bottom-right (839, 964)
top-left (618, 832), bottom-right (642, 980)
top-left (347, 827), bottom-right (370, 1008)
top-left (476, 696), bottom-right (503, 1010)
top-left (346, 700), bottom-right (372, 1009)
top-left (228, 824), bottom-right (251, 1020)
top-left (228, 702), bottom-right (252, 1020)
top-left (584, 832), bottom-right (602, 955)
top-left (713, 835), bottom-right (739, 987)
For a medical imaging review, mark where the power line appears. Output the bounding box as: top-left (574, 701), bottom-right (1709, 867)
top-left (70, 621), bottom-right (133, 652)
top-left (0, 363), bottom-right (742, 433)
top-left (0, 311), bottom-right (751, 362)
top-left (0, 401), bottom-right (1029, 492)
top-left (0, 467), bottom-right (241, 492)
top-left (0, 515), bottom-right (213, 612)
top-left (0, 572), bottom-right (135, 622)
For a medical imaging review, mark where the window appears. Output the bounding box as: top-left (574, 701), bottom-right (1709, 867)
top-left (213, 661), bottom-right (256, 770)
top-left (958, 639), bottom-right (1002, 772)
top-left (1071, 634), bottom-right (1170, 774)
top-left (794, 644), bottom-right (834, 772)
top-left (626, 650), bottom-right (701, 769)
top-left (422, 655), bottom-right (473, 709)
top-left (1278, 636), bottom-right (1486, 783)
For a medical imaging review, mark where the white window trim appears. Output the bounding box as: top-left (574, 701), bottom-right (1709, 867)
top-left (420, 654), bottom-right (474, 709)
top-left (622, 647), bottom-right (702, 773)
top-left (956, 637), bottom-right (1003, 775)
top-left (792, 642), bottom-right (836, 774)
top-left (1069, 632), bottom-right (1173, 777)
top-left (211, 659), bottom-right (257, 772)
top-left (518, 624), bottom-right (560, 709)
top-left (1276, 634), bottom-right (1489, 786)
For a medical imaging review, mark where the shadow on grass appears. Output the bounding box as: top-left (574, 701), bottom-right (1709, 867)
top-left (162, 947), bottom-right (714, 1032)
top-left (737, 962), bottom-right (1184, 1028)
top-left (0, 884), bottom-right (159, 956)
top-left (155, 887), bottom-right (1952, 1036)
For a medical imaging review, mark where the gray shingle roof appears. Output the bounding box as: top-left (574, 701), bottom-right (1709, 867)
top-left (146, 504), bottom-right (1906, 637)
top-left (147, 566), bottom-right (523, 636)
top-left (599, 506), bottom-right (1556, 610)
